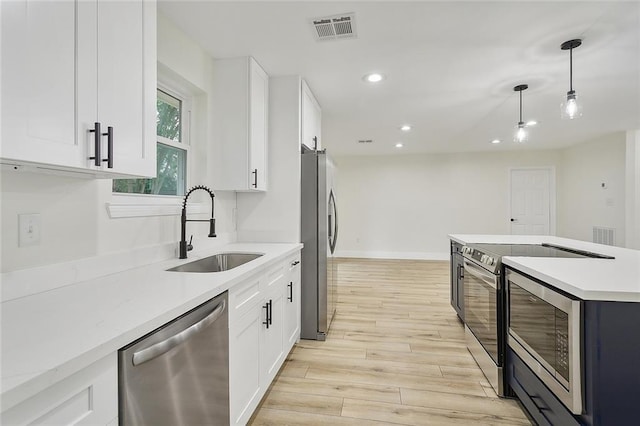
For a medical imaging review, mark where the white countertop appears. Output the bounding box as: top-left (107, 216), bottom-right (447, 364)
top-left (1, 242), bottom-right (302, 411)
top-left (449, 234), bottom-right (640, 303)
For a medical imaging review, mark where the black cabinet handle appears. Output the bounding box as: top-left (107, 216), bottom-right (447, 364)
top-left (313, 136), bottom-right (318, 150)
top-left (252, 169), bottom-right (258, 188)
top-left (89, 122), bottom-right (101, 166)
top-left (263, 302), bottom-right (270, 329)
top-left (530, 395), bottom-right (550, 411)
top-left (291, 260), bottom-right (300, 267)
top-left (268, 299), bottom-right (273, 325)
top-left (102, 126), bottom-right (113, 168)
top-left (288, 282), bottom-right (293, 302)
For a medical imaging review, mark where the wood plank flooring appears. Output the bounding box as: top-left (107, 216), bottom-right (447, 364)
top-left (249, 258), bottom-right (531, 425)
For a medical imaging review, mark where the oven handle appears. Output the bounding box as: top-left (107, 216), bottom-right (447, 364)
top-left (463, 260), bottom-right (498, 290)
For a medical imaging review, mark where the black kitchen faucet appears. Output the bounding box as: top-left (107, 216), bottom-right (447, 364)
top-left (180, 185), bottom-right (216, 259)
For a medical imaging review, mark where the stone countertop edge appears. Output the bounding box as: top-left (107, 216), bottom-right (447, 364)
top-left (1, 242), bottom-right (303, 412)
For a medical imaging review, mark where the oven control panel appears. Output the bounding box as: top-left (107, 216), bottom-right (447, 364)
top-left (462, 246), bottom-right (496, 266)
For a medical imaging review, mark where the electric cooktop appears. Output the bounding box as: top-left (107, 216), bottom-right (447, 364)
top-left (462, 243), bottom-right (614, 274)
top-left (472, 243), bottom-right (614, 259)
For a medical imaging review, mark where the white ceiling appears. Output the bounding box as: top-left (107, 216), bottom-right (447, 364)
top-left (159, 1), bottom-right (640, 156)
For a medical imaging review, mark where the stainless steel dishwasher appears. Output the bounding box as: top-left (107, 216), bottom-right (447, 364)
top-left (119, 291), bottom-right (229, 425)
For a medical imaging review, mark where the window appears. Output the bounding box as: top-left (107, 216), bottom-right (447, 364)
top-left (113, 88), bottom-right (189, 196)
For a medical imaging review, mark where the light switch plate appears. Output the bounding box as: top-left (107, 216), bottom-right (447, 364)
top-left (19, 214), bottom-right (41, 247)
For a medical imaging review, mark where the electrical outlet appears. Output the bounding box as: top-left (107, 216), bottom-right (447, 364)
top-left (19, 214), bottom-right (41, 247)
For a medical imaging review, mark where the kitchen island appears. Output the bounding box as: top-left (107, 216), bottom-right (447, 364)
top-left (449, 234), bottom-right (640, 426)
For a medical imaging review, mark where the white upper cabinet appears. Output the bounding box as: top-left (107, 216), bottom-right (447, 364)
top-left (301, 80), bottom-right (322, 150)
top-left (213, 57), bottom-right (268, 191)
top-left (0, 0), bottom-right (156, 178)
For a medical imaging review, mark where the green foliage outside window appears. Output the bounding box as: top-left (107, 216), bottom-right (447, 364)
top-left (112, 89), bottom-right (187, 196)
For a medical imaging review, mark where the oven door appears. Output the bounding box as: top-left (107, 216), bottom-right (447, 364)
top-left (463, 259), bottom-right (500, 364)
top-left (507, 270), bottom-right (582, 414)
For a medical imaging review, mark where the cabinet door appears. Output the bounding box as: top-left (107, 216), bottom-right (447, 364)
top-left (1, 0), bottom-right (92, 169)
top-left (284, 259), bottom-right (301, 350)
top-left (95, 0), bottom-right (156, 177)
top-left (1, 0), bottom-right (156, 177)
top-left (301, 80), bottom-right (321, 150)
top-left (229, 304), bottom-right (263, 426)
top-left (455, 254), bottom-right (465, 319)
top-left (212, 56), bottom-right (268, 191)
top-left (249, 58), bottom-right (268, 191)
top-left (1, 354), bottom-right (117, 426)
top-left (260, 288), bottom-right (285, 385)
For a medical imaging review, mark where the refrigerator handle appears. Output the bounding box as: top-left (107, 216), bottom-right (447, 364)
top-left (329, 190), bottom-right (338, 254)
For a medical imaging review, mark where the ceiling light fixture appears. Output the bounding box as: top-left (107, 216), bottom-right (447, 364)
top-left (395, 142), bottom-right (403, 148)
top-left (363, 73), bottom-right (384, 83)
top-left (560, 39), bottom-right (583, 120)
top-left (491, 139), bottom-right (501, 144)
top-left (513, 84), bottom-right (529, 143)
top-left (400, 125), bottom-right (412, 132)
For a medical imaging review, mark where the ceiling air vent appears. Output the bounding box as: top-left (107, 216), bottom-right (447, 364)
top-left (358, 139), bottom-right (373, 144)
top-left (310, 13), bottom-right (357, 41)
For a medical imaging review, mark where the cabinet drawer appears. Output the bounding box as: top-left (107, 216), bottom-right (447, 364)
top-left (1, 354), bottom-right (117, 426)
top-left (229, 274), bottom-right (262, 319)
top-left (285, 253), bottom-right (301, 273)
top-left (451, 241), bottom-right (463, 254)
top-left (508, 349), bottom-right (579, 426)
top-left (262, 263), bottom-right (286, 292)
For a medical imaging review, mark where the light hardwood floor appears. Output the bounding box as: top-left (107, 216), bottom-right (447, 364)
top-left (249, 258), bottom-right (532, 425)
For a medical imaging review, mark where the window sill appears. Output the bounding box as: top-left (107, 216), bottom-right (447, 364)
top-left (107, 194), bottom-right (208, 218)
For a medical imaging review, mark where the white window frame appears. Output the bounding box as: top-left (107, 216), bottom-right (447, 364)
top-left (107, 80), bottom-right (198, 218)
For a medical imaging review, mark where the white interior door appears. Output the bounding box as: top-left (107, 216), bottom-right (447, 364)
top-left (510, 168), bottom-right (553, 235)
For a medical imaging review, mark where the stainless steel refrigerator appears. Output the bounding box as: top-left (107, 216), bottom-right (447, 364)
top-left (300, 146), bottom-right (338, 340)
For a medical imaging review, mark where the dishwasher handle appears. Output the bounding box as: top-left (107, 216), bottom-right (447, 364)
top-left (132, 300), bottom-right (226, 366)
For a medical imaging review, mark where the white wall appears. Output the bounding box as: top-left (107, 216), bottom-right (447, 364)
top-left (557, 133), bottom-right (626, 246)
top-left (333, 149), bottom-right (562, 259)
top-left (625, 129), bottom-right (640, 249)
top-left (0, 12), bottom-right (237, 273)
top-left (236, 76), bottom-right (302, 243)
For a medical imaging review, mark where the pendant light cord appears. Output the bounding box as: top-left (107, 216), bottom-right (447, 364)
top-left (569, 48), bottom-right (574, 92)
top-left (519, 90), bottom-right (523, 122)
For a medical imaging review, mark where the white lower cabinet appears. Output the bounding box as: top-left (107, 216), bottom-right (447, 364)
top-left (229, 295), bottom-right (263, 425)
top-left (1, 354), bottom-right (118, 426)
top-left (284, 256), bottom-right (301, 350)
top-left (229, 252), bottom-right (301, 425)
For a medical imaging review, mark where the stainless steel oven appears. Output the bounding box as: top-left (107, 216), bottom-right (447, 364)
top-left (507, 269), bottom-right (582, 414)
top-left (459, 242), bottom-right (607, 399)
top-left (463, 256), bottom-right (504, 395)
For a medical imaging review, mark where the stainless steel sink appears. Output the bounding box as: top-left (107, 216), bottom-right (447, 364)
top-left (167, 252), bottom-right (263, 273)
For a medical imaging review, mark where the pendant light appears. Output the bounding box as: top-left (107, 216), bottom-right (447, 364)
top-left (560, 39), bottom-right (583, 119)
top-left (513, 84), bottom-right (529, 143)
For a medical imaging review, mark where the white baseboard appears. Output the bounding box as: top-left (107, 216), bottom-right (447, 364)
top-left (333, 250), bottom-right (449, 261)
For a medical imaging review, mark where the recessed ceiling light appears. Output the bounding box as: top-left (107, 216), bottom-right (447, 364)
top-left (395, 143), bottom-right (403, 148)
top-left (526, 120), bottom-right (538, 127)
top-left (400, 125), bottom-right (412, 132)
top-left (363, 73), bottom-right (384, 83)
top-left (491, 139), bottom-right (501, 144)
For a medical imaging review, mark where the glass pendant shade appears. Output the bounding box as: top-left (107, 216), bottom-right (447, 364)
top-left (561, 90), bottom-right (583, 120)
top-left (514, 122), bottom-right (528, 143)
